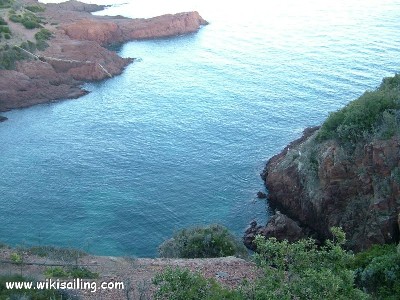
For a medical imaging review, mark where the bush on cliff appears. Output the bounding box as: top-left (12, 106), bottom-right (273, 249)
top-left (25, 5), bottom-right (45, 13)
top-left (153, 267), bottom-right (243, 300)
top-left (0, 16), bottom-right (7, 25)
top-left (9, 11), bottom-right (42, 29)
top-left (158, 224), bottom-right (247, 258)
top-left (353, 244), bottom-right (400, 299)
top-left (317, 74), bottom-right (400, 144)
top-left (0, 44), bottom-right (27, 69)
top-left (250, 227), bottom-right (367, 300)
top-left (35, 28), bottom-right (52, 41)
top-left (154, 227), bottom-right (369, 300)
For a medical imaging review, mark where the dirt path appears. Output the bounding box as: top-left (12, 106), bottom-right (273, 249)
top-left (0, 247), bottom-right (259, 299)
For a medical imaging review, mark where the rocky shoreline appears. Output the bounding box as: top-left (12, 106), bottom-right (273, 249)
top-left (0, 0), bottom-right (207, 115)
top-left (244, 125), bottom-right (400, 251)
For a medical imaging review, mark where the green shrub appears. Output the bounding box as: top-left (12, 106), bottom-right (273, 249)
top-left (35, 28), bottom-right (52, 41)
top-left (4, 33), bottom-right (10, 39)
top-left (0, 17), bottom-right (8, 25)
top-left (21, 18), bottom-right (40, 29)
top-left (8, 14), bottom-right (21, 23)
top-left (9, 11), bottom-right (42, 29)
top-left (36, 39), bottom-right (48, 50)
top-left (25, 5), bottom-right (45, 13)
top-left (10, 252), bottom-right (23, 264)
top-left (0, 25), bottom-right (11, 33)
top-left (44, 266), bottom-right (99, 279)
top-left (44, 266), bottom-right (69, 278)
top-left (0, 45), bottom-right (27, 69)
top-left (153, 267), bottom-right (244, 300)
top-left (153, 228), bottom-right (370, 300)
top-left (317, 74), bottom-right (400, 144)
top-left (158, 224), bottom-right (248, 258)
top-left (68, 267), bottom-right (99, 279)
top-left (251, 227), bottom-right (368, 300)
top-left (353, 244), bottom-right (400, 299)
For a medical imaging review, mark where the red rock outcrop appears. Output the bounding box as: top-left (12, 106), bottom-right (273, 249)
top-left (256, 128), bottom-right (400, 251)
top-left (62, 19), bottom-right (124, 46)
top-left (120, 12), bottom-right (209, 40)
top-left (0, 0), bottom-right (208, 114)
top-left (61, 11), bottom-right (208, 45)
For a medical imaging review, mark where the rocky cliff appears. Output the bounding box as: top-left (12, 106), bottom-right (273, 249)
top-left (245, 76), bottom-right (400, 251)
top-left (0, 0), bottom-right (207, 113)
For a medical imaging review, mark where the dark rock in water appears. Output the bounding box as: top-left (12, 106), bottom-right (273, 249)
top-left (256, 191), bottom-right (267, 199)
top-left (243, 212), bottom-right (307, 251)
top-left (0, 116), bottom-right (8, 122)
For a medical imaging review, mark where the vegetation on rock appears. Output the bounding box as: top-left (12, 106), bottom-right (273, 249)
top-left (155, 228), bottom-right (377, 300)
top-left (353, 244), bottom-right (400, 299)
top-left (0, 44), bottom-right (27, 69)
top-left (9, 10), bottom-right (43, 29)
top-left (44, 266), bottom-right (99, 279)
top-left (317, 74), bottom-right (400, 144)
top-left (153, 267), bottom-right (243, 300)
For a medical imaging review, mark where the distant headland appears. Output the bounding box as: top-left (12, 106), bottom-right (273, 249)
top-left (0, 0), bottom-right (207, 119)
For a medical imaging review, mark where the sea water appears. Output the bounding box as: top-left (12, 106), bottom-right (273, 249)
top-left (1, 0), bottom-right (399, 256)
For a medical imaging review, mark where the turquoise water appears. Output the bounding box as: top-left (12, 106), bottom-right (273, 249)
top-left (1, 0), bottom-right (400, 257)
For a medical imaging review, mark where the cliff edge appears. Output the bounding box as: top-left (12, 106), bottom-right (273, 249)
top-left (245, 74), bottom-right (400, 251)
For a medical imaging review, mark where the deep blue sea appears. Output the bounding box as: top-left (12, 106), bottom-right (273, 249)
top-left (1, 0), bottom-right (399, 257)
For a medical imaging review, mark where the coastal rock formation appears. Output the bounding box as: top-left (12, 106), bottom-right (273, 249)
top-left (119, 12), bottom-right (209, 40)
top-left (62, 19), bottom-right (124, 46)
top-left (0, 0), bottom-right (207, 115)
top-left (62, 12), bottom-right (208, 45)
top-left (253, 127), bottom-right (400, 251)
top-left (243, 212), bottom-right (307, 250)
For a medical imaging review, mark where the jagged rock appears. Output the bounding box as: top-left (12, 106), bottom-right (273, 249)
top-left (0, 116), bottom-right (7, 122)
top-left (263, 127), bottom-right (400, 251)
top-left (260, 211), bottom-right (306, 242)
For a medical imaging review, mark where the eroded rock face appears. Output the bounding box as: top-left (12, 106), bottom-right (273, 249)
top-left (120, 12), bottom-right (209, 40)
top-left (63, 20), bottom-right (124, 46)
top-left (62, 11), bottom-right (208, 45)
top-left (260, 128), bottom-right (400, 251)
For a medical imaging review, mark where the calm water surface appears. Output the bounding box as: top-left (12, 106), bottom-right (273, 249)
top-left (1, 0), bottom-right (399, 256)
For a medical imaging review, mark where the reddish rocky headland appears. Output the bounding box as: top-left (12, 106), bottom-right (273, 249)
top-left (245, 123), bottom-right (400, 251)
top-left (0, 0), bottom-right (207, 114)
